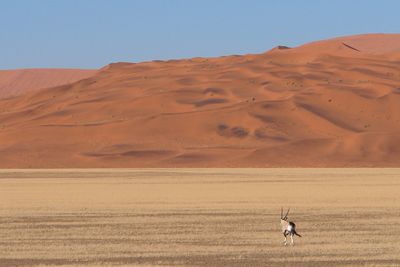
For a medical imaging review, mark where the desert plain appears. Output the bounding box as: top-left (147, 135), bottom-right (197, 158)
top-left (0, 168), bottom-right (399, 266)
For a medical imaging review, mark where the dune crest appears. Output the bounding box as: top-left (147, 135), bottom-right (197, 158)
top-left (1, 34), bottom-right (400, 167)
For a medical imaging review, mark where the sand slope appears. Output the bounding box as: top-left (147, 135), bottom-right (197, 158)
top-left (1, 34), bottom-right (400, 167)
top-left (0, 68), bottom-right (97, 98)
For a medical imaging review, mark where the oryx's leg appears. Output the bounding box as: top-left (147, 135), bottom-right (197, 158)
top-left (283, 232), bottom-right (287, 246)
top-left (290, 234), bottom-right (294, 245)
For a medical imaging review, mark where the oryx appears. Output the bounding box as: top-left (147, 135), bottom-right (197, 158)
top-left (280, 208), bottom-right (301, 245)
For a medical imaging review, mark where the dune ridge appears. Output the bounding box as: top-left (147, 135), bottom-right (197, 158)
top-left (0, 68), bottom-right (97, 99)
top-left (0, 34), bottom-right (400, 167)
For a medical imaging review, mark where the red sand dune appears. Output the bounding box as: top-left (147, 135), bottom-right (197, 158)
top-left (1, 33), bottom-right (400, 167)
top-left (0, 68), bottom-right (97, 98)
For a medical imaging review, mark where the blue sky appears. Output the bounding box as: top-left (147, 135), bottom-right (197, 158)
top-left (1, 0), bottom-right (399, 69)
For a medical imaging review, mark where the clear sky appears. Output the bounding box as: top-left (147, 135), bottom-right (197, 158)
top-left (1, 0), bottom-right (399, 69)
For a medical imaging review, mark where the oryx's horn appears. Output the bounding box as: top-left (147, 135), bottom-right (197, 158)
top-left (284, 208), bottom-right (290, 219)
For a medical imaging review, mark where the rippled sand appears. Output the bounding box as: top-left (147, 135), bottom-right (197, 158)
top-left (0, 169), bottom-right (399, 266)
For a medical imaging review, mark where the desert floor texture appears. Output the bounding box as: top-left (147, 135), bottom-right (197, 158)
top-left (0, 168), bottom-right (399, 266)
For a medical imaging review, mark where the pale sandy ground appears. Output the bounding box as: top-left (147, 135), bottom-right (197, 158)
top-left (0, 168), bottom-right (399, 266)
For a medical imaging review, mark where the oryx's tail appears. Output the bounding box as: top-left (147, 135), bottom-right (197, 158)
top-left (294, 230), bottom-right (302, 237)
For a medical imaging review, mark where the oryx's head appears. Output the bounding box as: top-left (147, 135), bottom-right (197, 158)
top-left (280, 207), bottom-right (290, 222)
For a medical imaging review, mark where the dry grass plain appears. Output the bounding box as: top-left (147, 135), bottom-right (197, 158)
top-left (0, 168), bottom-right (399, 266)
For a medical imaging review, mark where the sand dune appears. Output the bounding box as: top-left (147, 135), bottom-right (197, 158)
top-left (0, 68), bottom-right (97, 98)
top-left (1, 34), bottom-right (400, 167)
